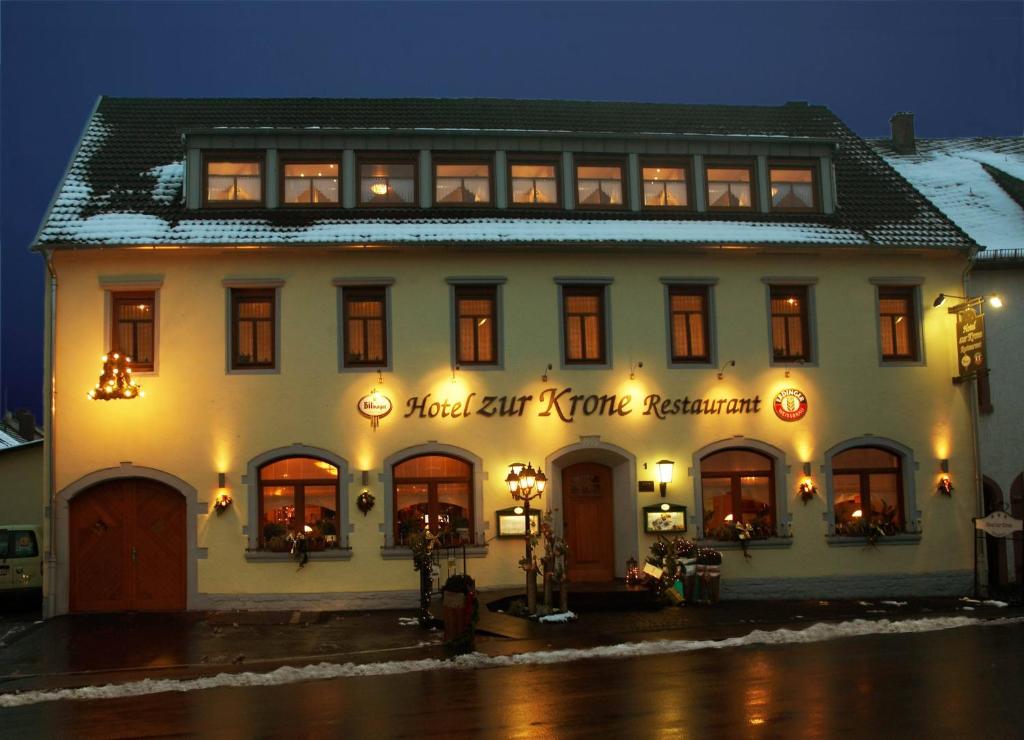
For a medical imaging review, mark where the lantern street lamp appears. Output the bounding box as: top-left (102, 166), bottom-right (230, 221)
top-left (505, 460), bottom-right (547, 614)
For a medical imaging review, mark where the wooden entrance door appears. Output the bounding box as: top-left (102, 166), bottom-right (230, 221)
top-left (70, 478), bottom-right (186, 612)
top-left (562, 463), bottom-right (614, 582)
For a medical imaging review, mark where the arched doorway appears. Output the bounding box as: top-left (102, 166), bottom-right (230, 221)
top-left (562, 462), bottom-right (615, 581)
top-left (69, 477), bottom-right (186, 612)
top-left (982, 477), bottom-right (1007, 589)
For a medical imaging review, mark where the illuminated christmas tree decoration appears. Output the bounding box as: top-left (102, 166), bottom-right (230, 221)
top-left (87, 350), bottom-right (144, 400)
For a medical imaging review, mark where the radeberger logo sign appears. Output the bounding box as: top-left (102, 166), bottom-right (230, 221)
top-left (357, 391), bottom-right (393, 430)
top-left (772, 388), bottom-right (808, 422)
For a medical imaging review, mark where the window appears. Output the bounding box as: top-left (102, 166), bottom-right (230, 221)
top-left (642, 162), bottom-right (689, 209)
top-left (769, 285), bottom-right (810, 362)
top-left (435, 160), bottom-right (491, 205)
top-left (454, 285), bottom-right (498, 365)
top-left (706, 161), bottom-right (755, 210)
top-left (282, 160), bottom-right (340, 205)
top-left (831, 447), bottom-right (904, 536)
top-left (769, 162), bottom-right (818, 211)
top-left (878, 287), bottom-right (919, 361)
top-left (205, 156), bottom-right (263, 205)
top-left (393, 454), bottom-right (473, 546)
top-left (230, 288), bottom-right (276, 369)
top-left (576, 162), bottom-right (625, 208)
top-left (509, 160), bottom-right (560, 206)
top-left (359, 158), bottom-right (416, 205)
top-left (562, 285), bottom-right (607, 364)
top-left (259, 457), bottom-right (340, 551)
top-left (111, 292), bottom-right (155, 371)
top-left (343, 287), bottom-right (387, 367)
top-left (701, 449), bottom-right (775, 540)
top-left (668, 286), bottom-right (710, 363)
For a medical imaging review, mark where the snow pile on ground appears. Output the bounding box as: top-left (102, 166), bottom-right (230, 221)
top-left (0, 625), bottom-right (27, 647)
top-left (397, 617), bottom-right (420, 626)
top-left (1, 615), bottom-right (1019, 708)
top-left (538, 611), bottom-right (577, 623)
top-left (881, 601), bottom-right (908, 607)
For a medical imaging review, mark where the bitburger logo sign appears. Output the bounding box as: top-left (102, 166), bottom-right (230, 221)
top-left (358, 391), bottom-right (393, 430)
top-left (772, 388), bottom-right (808, 422)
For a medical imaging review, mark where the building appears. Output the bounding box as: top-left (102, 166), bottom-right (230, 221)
top-left (34, 98), bottom-right (982, 616)
top-left (872, 121), bottom-right (1024, 592)
top-left (0, 411), bottom-right (44, 527)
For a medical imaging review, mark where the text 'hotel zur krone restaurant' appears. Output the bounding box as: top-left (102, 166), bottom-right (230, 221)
top-left (33, 98), bottom-right (980, 616)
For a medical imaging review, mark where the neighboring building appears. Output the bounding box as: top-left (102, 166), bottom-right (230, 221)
top-left (0, 411), bottom-right (44, 527)
top-left (34, 98), bottom-right (981, 616)
top-left (872, 119), bottom-right (1024, 593)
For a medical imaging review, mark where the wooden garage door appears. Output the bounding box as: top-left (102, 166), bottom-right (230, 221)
top-left (70, 478), bottom-right (186, 612)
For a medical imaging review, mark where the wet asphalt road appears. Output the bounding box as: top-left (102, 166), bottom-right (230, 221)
top-left (1, 620), bottom-right (1022, 739)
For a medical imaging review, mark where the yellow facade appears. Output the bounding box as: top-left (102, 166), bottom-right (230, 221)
top-left (45, 244), bottom-right (978, 611)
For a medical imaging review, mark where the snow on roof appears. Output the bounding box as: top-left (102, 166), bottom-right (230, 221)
top-left (33, 98), bottom-right (977, 251)
top-left (44, 214), bottom-right (865, 247)
top-left (871, 138), bottom-right (1024, 252)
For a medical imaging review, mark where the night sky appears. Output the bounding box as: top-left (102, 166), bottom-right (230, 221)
top-left (2, 1), bottom-right (1021, 420)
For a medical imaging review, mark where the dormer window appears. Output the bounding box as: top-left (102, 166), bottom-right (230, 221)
top-left (769, 161), bottom-right (818, 212)
top-left (205, 155), bottom-right (263, 206)
top-left (359, 157), bottom-right (417, 206)
top-left (642, 160), bottom-right (690, 209)
top-left (509, 159), bottom-right (560, 207)
top-left (434, 159), bottom-right (492, 206)
top-left (575, 161), bottom-right (625, 209)
top-left (706, 161), bottom-right (755, 211)
top-left (282, 160), bottom-right (340, 206)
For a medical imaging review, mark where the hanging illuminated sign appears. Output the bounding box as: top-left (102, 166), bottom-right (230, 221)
top-left (357, 391), bottom-right (393, 430)
top-left (772, 388), bottom-right (808, 422)
top-left (955, 304), bottom-right (986, 378)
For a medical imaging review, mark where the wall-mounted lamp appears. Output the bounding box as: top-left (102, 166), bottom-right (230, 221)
top-left (630, 361), bottom-right (644, 380)
top-left (214, 472), bottom-right (232, 514)
top-left (655, 459), bottom-right (674, 497)
top-left (933, 293), bottom-right (1005, 309)
top-left (784, 360), bottom-right (805, 379)
top-left (937, 459), bottom-right (953, 495)
top-left (798, 463), bottom-right (817, 504)
top-left (717, 360), bottom-right (735, 380)
top-left (541, 363), bottom-right (552, 382)
top-left (376, 368), bottom-right (384, 385)
top-left (361, 470), bottom-right (370, 486)
top-left (451, 364), bottom-right (461, 384)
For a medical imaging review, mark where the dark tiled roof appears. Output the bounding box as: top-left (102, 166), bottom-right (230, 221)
top-left (35, 97), bottom-right (975, 250)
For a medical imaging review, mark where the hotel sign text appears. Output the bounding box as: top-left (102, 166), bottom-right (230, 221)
top-left (404, 387), bottom-right (763, 423)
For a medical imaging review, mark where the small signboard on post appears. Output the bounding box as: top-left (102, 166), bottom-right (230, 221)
top-left (972, 510), bottom-right (1023, 602)
top-left (974, 510), bottom-right (1023, 538)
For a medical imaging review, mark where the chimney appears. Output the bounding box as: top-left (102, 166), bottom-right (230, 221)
top-left (14, 409), bottom-right (36, 441)
top-left (890, 112), bottom-right (916, 154)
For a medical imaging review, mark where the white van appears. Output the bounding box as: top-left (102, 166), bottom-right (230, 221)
top-left (0, 525), bottom-right (42, 595)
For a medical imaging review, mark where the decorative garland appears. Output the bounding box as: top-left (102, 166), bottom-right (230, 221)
top-left (87, 352), bottom-right (143, 400)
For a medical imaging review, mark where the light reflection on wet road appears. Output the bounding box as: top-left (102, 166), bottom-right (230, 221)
top-left (2, 621), bottom-right (1022, 738)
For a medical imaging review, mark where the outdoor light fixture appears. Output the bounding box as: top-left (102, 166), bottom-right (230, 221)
top-left (214, 472), bottom-right (232, 514)
top-left (361, 470), bottom-right (370, 486)
top-left (933, 293), bottom-right (1005, 309)
top-left (655, 459), bottom-right (674, 497)
top-left (937, 460), bottom-right (953, 496)
top-left (630, 361), bottom-right (643, 380)
top-left (505, 460), bottom-right (547, 614)
top-left (541, 363), bottom-right (552, 382)
top-left (717, 360), bottom-right (735, 380)
top-left (451, 364), bottom-right (461, 384)
top-left (798, 463), bottom-right (817, 504)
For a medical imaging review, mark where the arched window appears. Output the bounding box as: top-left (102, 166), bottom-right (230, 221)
top-left (259, 456), bottom-right (340, 551)
top-left (831, 447), bottom-right (904, 536)
top-left (393, 454), bottom-right (473, 546)
top-left (701, 448), bottom-right (775, 540)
